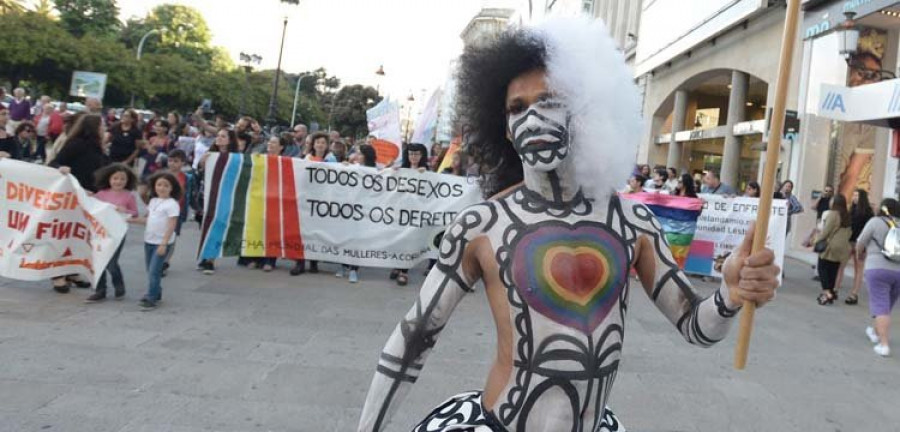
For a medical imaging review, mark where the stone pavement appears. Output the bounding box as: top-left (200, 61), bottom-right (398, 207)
top-left (0, 223), bottom-right (898, 432)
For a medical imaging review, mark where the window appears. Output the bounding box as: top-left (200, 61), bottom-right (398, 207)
top-left (583, 0), bottom-right (595, 14)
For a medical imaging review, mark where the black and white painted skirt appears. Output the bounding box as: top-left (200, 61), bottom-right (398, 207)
top-left (412, 391), bottom-right (625, 432)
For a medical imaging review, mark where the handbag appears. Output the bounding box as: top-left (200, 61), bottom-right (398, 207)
top-left (813, 239), bottom-right (828, 253)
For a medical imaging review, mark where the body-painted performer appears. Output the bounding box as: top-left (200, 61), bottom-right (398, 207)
top-left (358, 18), bottom-right (779, 432)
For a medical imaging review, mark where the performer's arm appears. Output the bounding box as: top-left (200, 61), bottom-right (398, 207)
top-left (630, 203), bottom-right (776, 347)
top-left (358, 204), bottom-right (494, 432)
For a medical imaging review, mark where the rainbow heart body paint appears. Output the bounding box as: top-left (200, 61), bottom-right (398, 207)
top-left (511, 221), bottom-right (629, 334)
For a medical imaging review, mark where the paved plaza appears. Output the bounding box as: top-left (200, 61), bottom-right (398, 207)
top-left (0, 224), bottom-right (898, 432)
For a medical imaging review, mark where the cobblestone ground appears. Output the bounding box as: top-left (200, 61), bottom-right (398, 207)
top-left (1, 224), bottom-right (898, 431)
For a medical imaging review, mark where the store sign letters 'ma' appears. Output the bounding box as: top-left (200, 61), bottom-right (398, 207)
top-left (821, 92), bottom-right (847, 113)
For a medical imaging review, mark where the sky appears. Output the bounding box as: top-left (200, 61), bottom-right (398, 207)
top-left (117, 0), bottom-right (486, 104)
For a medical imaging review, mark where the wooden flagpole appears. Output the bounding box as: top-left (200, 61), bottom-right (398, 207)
top-left (734, 0), bottom-right (802, 370)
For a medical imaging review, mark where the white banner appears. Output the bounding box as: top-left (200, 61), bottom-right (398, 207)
top-left (685, 195), bottom-right (787, 279)
top-left (366, 99), bottom-right (403, 165)
top-left (411, 88), bottom-right (441, 145)
top-left (0, 159), bottom-right (128, 286)
top-left (198, 154), bottom-right (482, 268)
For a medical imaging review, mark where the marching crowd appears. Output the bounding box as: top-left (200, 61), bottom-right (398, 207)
top-left (1, 86), bottom-right (896, 356)
top-left (625, 164), bottom-right (899, 357)
top-left (0, 87), bottom-right (469, 311)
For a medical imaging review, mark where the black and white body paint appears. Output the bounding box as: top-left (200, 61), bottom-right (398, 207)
top-left (357, 17), bottom-right (742, 432)
top-left (508, 98), bottom-right (570, 171)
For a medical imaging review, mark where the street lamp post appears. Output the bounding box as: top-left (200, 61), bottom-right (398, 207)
top-left (266, 16), bottom-right (289, 127)
top-left (131, 28), bottom-right (162, 107)
top-left (375, 65), bottom-right (385, 95)
top-left (239, 52), bottom-right (262, 117)
top-left (290, 73), bottom-right (312, 128)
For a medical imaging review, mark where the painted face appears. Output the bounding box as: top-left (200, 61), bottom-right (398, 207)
top-left (154, 177), bottom-right (173, 198)
top-left (824, 187), bottom-right (834, 197)
top-left (109, 171), bottom-right (128, 191)
top-left (506, 69), bottom-right (570, 172)
top-left (168, 157), bottom-right (184, 173)
top-left (267, 137), bottom-right (283, 155)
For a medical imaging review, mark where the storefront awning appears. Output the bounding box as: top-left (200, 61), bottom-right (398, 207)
top-left (818, 79), bottom-right (900, 128)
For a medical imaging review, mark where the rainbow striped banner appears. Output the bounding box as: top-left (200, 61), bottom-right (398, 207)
top-left (200, 153), bottom-right (304, 260)
top-left (198, 153), bottom-right (481, 268)
top-left (620, 193), bottom-right (704, 269)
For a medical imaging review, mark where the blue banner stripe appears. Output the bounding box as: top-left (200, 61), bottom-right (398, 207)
top-left (200, 154), bottom-right (244, 259)
top-left (658, 218), bottom-right (698, 235)
top-left (646, 204), bottom-right (701, 222)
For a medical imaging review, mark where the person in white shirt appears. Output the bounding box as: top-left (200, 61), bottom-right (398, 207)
top-left (664, 167), bottom-right (679, 194)
top-left (129, 172), bottom-right (182, 310)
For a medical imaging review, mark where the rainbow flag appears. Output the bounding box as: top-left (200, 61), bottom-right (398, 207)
top-left (199, 153), bottom-right (304, 260)
top-left (620, 193), bottom-right (704, 269)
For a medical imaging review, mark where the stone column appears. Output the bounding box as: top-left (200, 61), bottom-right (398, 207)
top-left (667, 89), bottom-right (688, 170)
top-left (721, 70), bottom-right (748, 188)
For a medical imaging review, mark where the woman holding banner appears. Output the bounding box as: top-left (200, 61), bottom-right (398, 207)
top-left (48, 113), bottom-right (109, 293)
top-left (387, 143), bottom-right (431, 286)
top-left (197, 128), bottom-right (239, 275)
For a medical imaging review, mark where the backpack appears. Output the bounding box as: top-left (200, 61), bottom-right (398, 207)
top-left (878, 217), bottom-right (900, 262)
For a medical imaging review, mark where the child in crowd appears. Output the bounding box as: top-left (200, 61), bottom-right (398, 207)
top-left (85, 164), bottom-right (139, 303)
top-left (161, 149), bottom-right (193, 275)
top-left (129, 172), bottom-right (182, 310)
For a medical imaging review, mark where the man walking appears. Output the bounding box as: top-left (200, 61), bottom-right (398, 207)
top-left (7, 88), bottom-right (31, 134)
top-left (701, 170), bottom-right (736, 195)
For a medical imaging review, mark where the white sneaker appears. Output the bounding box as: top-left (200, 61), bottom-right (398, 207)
top-left (874, 344), bottom-right (890, 357)
top-left (866, 326), bottom-right (880, 344)
top-left (348, 270), bottom-right (359, 283)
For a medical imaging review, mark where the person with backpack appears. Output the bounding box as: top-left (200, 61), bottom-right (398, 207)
top-left (854, 198), bottom-right (900, 357)
top-left (813, 194), bottom-right (852, 305)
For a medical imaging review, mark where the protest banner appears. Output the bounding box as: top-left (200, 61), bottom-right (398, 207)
top-left (621, 193), bottom-right (704, 269)
top-left (366, 99), bottom-right (402, 166)
top-left (199, 154), bottom-right (481, 268)
top-left (0, 159), bottom-right (128, 287)
top-left (411, 88), bottom-right (441, 145)
top-left (437, 136), bottom-right (462, 174)
top-left (685, 195), bottom-right (787, 278)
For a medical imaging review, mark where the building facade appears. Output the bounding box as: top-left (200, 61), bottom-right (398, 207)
top-left (636, 1), bottom-right (799, 196)
top-left (789, 0), bottom-right (900, 251)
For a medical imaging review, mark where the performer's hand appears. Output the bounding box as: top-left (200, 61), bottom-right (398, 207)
top-left (58, 166), bottom-right (71, 175)
top-left (722, 224), bottom-right (779, 308)
top-left (156, 244), bottom-right (168, 257)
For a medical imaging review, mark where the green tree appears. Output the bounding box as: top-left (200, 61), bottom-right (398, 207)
top-left (0, 0), bottom-right (26, 14)
top-left (53, 0), bottom-right (119, 37)
top-left (329, 84), bottom-right (381, 139)
top-left (122, 4), bottom-right (218, 68)
top-left (32, 0), bottom-right (55, 17)
top-left (0, 12), bottom-right (79, 92)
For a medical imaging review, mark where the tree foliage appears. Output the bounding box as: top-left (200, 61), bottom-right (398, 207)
top-left (0, 0), bottom-right (26, 14)
top-left (329, 85), bottom-right (382, 139)
top-left (53, 0), bottom-right (119, 37)
top-left (121, 4), bottom-right (217, 68)
top-left (0, 6), bottom-right (362, 130)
